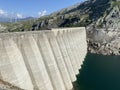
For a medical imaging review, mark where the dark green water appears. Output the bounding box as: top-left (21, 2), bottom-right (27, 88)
top-left (75, 53), bottom-right (120, 90)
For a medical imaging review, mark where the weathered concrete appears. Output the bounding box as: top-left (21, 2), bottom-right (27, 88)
top-left (0, 27), bottom-right (87, 90)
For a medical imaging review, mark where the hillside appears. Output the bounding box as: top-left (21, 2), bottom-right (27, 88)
top-left (1, 0), bottom-right (120, 32)
top-left (30, 0), bottom-right (120, 30)
top-left (33, 0), bottom-right (112, 29)
top-left (0, 0), bottom-right (110, 31)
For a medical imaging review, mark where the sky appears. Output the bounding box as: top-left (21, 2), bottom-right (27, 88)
top-left (0, 0), bottom-right (86, 18)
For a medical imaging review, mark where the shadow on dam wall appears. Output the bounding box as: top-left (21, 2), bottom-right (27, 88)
top-left (0, 27), bottom-right (87, 90)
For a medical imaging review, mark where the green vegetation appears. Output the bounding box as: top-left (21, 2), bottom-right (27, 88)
top-left (1, 19), bottom-right (36, 32)
top-left (111, 1), bottom-right (120, 8)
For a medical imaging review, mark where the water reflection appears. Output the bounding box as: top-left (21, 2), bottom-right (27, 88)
top-left (74, 53), bottom-right (120, 90)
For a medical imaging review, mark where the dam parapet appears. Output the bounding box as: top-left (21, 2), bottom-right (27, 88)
top-left (0, 27), bottom-right (87, 90)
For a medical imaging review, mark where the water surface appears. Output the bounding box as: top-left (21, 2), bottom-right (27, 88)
top-left (75, 53), bottom-right (120, 90)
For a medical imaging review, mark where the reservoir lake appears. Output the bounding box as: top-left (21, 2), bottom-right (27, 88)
top-left (74, 53), bottom-right (120, 90)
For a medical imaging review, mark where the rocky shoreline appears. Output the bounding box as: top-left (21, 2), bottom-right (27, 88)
top-left (88, 40), bottom-right (120, 55)
top-left (87, 28), bottom-right (120, 55)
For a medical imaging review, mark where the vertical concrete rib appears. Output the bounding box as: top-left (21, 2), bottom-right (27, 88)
top-left (70, 30), bottom-right (83, 68)
top-left (46, 31), bottom-right (73, 90)
top-left (0, 38), bottom-right (33, 90)
top-left (18, 34), bottom-right (53, 90)
top-left (55, 30), bottom-right (76, 82)
top-left (65, 30), bottom-right (80, 71)
top-left (74, 28), bottom-right (87, 66)
top-left (62, 30), bottom-right (79, 75)
top-left (37, 32), bottom-right (65, 90)
top-left (68, 30), bottom-right (81, 69)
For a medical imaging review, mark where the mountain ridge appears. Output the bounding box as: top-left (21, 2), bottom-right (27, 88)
top-left (1, 0), bottom-right (120, 32)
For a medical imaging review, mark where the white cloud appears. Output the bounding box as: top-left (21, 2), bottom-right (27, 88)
top-left (38, 10), bottom-right (47, 17)
top-left (0, 9), bottom-right (7, 15)
top-left (16, 13), bottom-right (24, 18)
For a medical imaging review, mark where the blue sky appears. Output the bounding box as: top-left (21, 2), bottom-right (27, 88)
top-left (0, 0), bottom-right (85, 18)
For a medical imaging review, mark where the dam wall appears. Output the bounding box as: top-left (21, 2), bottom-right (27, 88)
top-left (0, 27), bottom-right (87, 90)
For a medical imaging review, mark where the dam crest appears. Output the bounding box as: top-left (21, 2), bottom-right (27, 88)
top-left (0, 27), bottom-right (87, 90)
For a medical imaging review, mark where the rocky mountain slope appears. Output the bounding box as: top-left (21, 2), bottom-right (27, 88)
top-left (0, 0), bottom-right (112, 32)
top-left (1, 0), bottom-right (119, 31)
top-left (85, 0), bottom-right (120, 55)
top-left (33, 0), bottom-right (120, 30)
top-left (33, 0), bottom-right (112, 30)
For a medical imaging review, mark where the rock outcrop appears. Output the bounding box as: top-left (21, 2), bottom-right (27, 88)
top-left (87, 28), bottom-right (120, 55)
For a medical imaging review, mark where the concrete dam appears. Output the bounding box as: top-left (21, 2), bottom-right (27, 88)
top-left (0, 27), bottom-right (87, 90)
